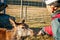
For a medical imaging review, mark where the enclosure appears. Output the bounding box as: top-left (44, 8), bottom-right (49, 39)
top-left (0, 0), bottom-right (54, 40)
top-left (6, 0), bottom-right (51, 27)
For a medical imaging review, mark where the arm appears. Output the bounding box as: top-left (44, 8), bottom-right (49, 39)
top-left (51, 18), bottom-right (60, 37)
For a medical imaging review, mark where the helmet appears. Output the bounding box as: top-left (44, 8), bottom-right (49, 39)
top-left (45, 0), bottom-right (59, 5)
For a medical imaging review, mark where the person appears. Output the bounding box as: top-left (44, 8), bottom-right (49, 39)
top-left (37, 25), bottom-right (53, 36)
top-left (0, 2), bottom-right (15, 30)
top-left (44, 0), bottom-right (60, 40)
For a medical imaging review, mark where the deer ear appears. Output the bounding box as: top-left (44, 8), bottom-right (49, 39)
top-left (22, 19), bottom-right (25, 23)
top-left (9, 18), bottom-right (14, 24)
top-left (9, 18), bottom-right (16, 28)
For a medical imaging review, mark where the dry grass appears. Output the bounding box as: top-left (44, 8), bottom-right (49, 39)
top-left (25, 35), bottom-right (54, 40)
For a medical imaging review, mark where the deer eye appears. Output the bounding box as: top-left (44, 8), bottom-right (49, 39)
top-left (22, 27), bottom-right (25, 29)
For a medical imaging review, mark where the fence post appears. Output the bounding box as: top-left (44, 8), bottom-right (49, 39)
top-left (24, 6), bottom-right (27, 20)
top-left (4, 0), bottom-right (6, 14)
top-left (20, 0), bottom-right (23, 19)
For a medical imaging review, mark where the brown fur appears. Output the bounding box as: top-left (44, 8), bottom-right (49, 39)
top-left (9, 18), bottom-right (34, 40)
top-left (0, 18), bottom-right (16, 40)
top-left (0, 28), bottom-right (6, 40)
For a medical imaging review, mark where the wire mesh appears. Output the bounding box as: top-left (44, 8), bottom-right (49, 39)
top-left (6, 0), bottom-right (51, 27)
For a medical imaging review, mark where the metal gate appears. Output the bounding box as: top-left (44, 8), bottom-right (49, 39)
top-left (6, 0), bottom-right (51, 27)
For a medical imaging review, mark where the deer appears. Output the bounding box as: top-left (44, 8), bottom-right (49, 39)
top-left (9, 18), bottom-right (34, 40)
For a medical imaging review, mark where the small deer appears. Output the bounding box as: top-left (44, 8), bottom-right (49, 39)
top-left (9, 18), bottom-right (34, 40)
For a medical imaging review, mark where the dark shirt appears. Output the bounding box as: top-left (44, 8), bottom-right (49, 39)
top-left (0, 14), bottom-right (15, 30)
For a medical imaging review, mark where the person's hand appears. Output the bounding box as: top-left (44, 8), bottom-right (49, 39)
top-left (37, 31), bottom-right (42, 36)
